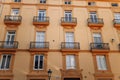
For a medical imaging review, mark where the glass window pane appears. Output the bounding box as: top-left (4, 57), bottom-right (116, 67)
top-left (39, 56), bottom-right (43, 69)
top-left (34, 55), bottom-right (39, 69)
top-left (6, 55), bottom-right (11, 69)
top-left (1, 55), bottom-right (6, 69)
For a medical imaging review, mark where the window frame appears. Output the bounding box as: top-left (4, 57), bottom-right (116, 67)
top-left (64, 1), bottom-right (71, 5)
top-left (14, 0), bottom-right (21, 2)
top-left (40, 0), bottom-right (46, 4)
top-left (88, 2), bottom-right (96, 6)
top-left (96, 55), bottom-right (108, 70)
top-left (0, 54), bottom-right (12, 70)
top-left (11, 8), bottom-right (19, 16)
top-left (93, 53), bottom-right (111, 72)
top-left (66, 54), bottom-right (76, 69)
top-left (111, 3), bottom-right (118, 7)
top-left (33, 54), bottom-right (44, 70)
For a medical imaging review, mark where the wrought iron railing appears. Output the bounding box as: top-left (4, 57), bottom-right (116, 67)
top-left (61, 42), bottom-right (80, 49)
top-left (30, 42), bottom-right (49, 49)
top-left (61, 17), bottom-right (77, 23)
top-left (0, 41), bottom-right (18, 49)
top-left (87, 18), bottom-right (104, 24)
top-left (90, 43), bottom-right (109, 50)
top-left (33, 16), bottom-right (49, 22)
top-left (4, 15), bottom-right (22, 22)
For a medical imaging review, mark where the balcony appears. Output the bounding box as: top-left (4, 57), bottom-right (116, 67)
top-left (113, 19), bottom-right (120, 29)
top-left (61, 42), bottom-right (80, 52)
top-left (29, 42), bottom-right (49, 52)
top-left (4, 15), bottom-right (22, 25)
top-left (0, 41), bottom-right (18, 51)
top-left (61, 17), bottom-right (77, 27)
top-left (87, 18), bottom-right (104, 29)
top-left (90, 43), bottom-right (110, 53)
top-left (33, 16), bottom-right (49, 26)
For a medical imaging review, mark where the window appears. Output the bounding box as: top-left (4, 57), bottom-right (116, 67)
top-left (96, 55), bottom-right (107, 70)
top-left (114, 13), bottom-right (120, 23)
top-left (64, 11), bottom-right (72, 22)
top-left (65, 32), bottom-right (74, 48)
top-left (65, 1), bottom-right (71, 4)
top-left (33, 55), bottom-right (44, 70)
top-left (93, 33), bottom-right (103, 48)
top-left (38, 10), bottom-right (46, 21)
top-left (93, 33), bottom-right (102, 43)
top-left (14, 0), bottom-right (21, 2)
top-left (11, 9), bottom-right (19, 15)
top-left (4, 31), bottom-right (16, 48)
top-left (111, 3), bottom-right (118, 7)
top-left (89, 12), bottom-right (98, 23)
top-left (36, 31), bottom-right (45, 48)
top-left (40, 0), bottom-right (46, 3)
top-left (88, 2), bottom-right (96, 6)
top-left (66, 55), bottom-right (76, 69)
top-left (0, 54), bottom-right (12, 70)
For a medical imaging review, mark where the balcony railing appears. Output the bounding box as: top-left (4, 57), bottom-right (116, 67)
top-left (61, 17), bottom-right (77, 23)
top-left (0, 41), bottom-right (18, 49)
top-left (61, 42), bottom-right (80, 49)
top-left (87, 18), bottom-right (103, 24)
top-left (33, 16), bottom-right (49, 22)
top-left (113, 19), bottom-right (120, 24)
top-left (30, 42), bottom-right (49, 49)
top-left (4, 15), bottom-right (22, 23)
top-left (90, 43), bottom-right (110, 50)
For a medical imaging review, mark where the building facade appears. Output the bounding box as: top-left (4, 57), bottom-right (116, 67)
top-left (0, 0), bottom-right (120, 80)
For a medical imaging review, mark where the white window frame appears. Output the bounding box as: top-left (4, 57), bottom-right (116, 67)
top-left (64, 11), bottom-right (72, 22)
top-left (38, 10), bottom-right (46, 21)
top-left (14, 0), bottom-right (21, 2)
top-left (96, 55), bottom-right (107, 70)
top-left (65, 1), bottom-right (71, 4)
top-left (11, 9), bottom-right (19, 16)
top-left (40, 0), bottom-right (46, 3)
top-left (88, 2), bottom-right (96, 6)
top-left (33, 54), bottom-right (44, 70)
top-left (0, 54), bottom-right (12, 70)
top-left (66, 55), bottom-right (76, 69)
top-left (93, 33), bottom-right (102, 43)
top-left (89, 12), bottom-right (98, 23)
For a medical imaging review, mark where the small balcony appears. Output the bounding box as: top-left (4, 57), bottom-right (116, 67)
top-left (61, 17), bottom-right (77, 27)
top-left (29, 42), bottom-right (49, 51)
top-left (61, 42), bottom-right (80, 52)
top-left (33, 16), bottom-right (49, 26)
top-left (0, 41), bottom-right (18, 51)
top-left (90, 43), bottom-right (110, 52)
top-left (87, 18), bottom-right (104, 29)
top-left (4, 15), bottom-right (22, 25)
top-left (113, 19), bottom-right (120, 28)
